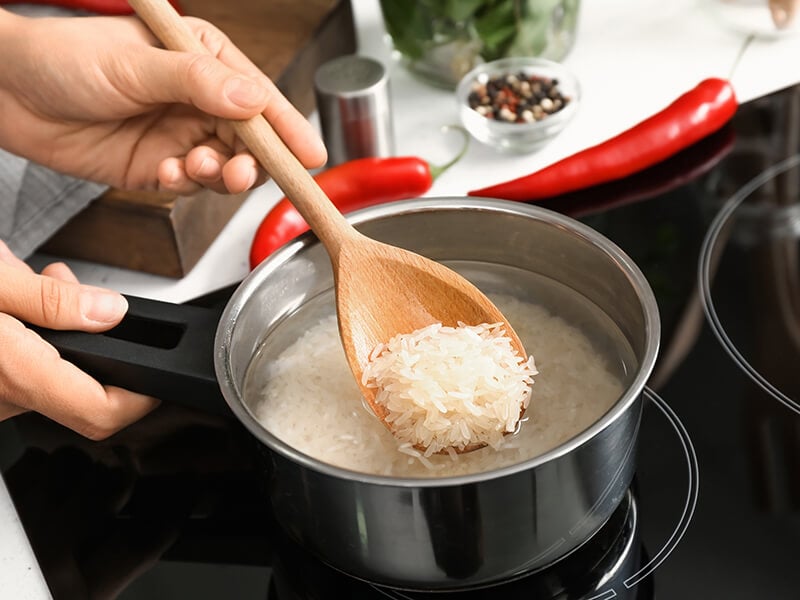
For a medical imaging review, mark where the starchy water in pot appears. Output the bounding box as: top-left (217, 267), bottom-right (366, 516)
top-left (244, 262), bottom-right (633, 478)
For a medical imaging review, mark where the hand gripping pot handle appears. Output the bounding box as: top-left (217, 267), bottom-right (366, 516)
top-left (33, 295), bottom-right (227, 417)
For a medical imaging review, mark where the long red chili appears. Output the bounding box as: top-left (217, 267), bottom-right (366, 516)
top-left (537, 125), bottom-right (735, 219)
top-left (249, 157), bottom-right (445, 269)
top-left (468, 78), bottom-right (738, 201)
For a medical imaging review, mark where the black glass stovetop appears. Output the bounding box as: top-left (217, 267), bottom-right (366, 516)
top-left (2, 83), bottom-right (800, 600)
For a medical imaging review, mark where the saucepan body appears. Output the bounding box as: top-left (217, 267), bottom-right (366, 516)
top-left (213, 198), bottom-right (660, 590)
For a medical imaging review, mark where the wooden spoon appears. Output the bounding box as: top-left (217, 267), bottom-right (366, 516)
top-left (128, 0), bottom-right (528, 445)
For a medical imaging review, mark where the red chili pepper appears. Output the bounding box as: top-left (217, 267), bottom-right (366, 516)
top-left (249, 127), bottom-right (469, 268)
top-left (537, 125), bottom-right (735, 218)
top-left (249, 156), bottom-right (453, 269)
top-left (468, 78), bottom-right (738, 201)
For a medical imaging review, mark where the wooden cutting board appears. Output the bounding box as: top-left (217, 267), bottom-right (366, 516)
top-left (42, 0), bottom-right (356, 277)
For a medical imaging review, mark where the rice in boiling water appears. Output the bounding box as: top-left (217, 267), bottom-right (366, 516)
top-left (252, 294), bottom-right (624, 478)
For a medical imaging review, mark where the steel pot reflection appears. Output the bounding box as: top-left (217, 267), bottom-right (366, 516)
top-left (214, 198), bottom-right (659, 590)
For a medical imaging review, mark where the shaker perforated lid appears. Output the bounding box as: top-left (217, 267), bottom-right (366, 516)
top-left (314, 55), bottom-right (395, 166)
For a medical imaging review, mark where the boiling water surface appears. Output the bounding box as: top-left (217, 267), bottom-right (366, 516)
top-left (243, 261), bottom-right (637, 477)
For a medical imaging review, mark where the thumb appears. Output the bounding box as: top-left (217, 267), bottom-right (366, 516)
top-left (0, 263), bottom-right (128, 332)
top-left (127, 48), bottom-right (271, 119)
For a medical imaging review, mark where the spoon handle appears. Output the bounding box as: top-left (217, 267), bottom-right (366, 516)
top-left (127, 0), bottom-right (354, 258)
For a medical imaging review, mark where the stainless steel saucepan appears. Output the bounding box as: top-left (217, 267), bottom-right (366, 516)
top-left (43, 198), bottom-right (660, 591)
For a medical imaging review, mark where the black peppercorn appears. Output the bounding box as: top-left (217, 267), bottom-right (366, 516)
top-left (467, 70), bottom-right (570, 124)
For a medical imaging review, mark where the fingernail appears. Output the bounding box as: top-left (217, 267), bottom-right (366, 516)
top-left (197, 157), bottom-right (219, 179)
top-left (225, 77), bottom-right (265, 108)
top-left (80, 290), bottom-right (128, 324)
top-left (311, 135), bottom-right (328, 164)
top-left (244, 168), bottom-right (257, 190)
top-left (771, 7), bottom-right (789, 28)
top-left (162, 162), bottom-right (181, 185)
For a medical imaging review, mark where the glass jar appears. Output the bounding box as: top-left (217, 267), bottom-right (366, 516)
top-left (379, 0), bottom-right (581, 89)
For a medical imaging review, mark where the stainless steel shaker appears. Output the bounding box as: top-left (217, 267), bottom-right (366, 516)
top-left (314, 54), bottom-right (395, 166)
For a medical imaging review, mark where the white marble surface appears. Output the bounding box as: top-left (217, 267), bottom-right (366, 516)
top-left (3, 0), bottom-right (800, 597)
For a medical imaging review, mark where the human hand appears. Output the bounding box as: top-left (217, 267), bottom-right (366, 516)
top-left (0, 241), bottom-right (160, 439)
top-left (769, 0), bottom-right (799, 28)
top-left (0, 9), bottom-right (327, 195)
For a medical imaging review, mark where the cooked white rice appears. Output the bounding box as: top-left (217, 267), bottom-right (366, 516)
top-left (251, 294), bottom-right (624, 478)
top-left (362, 322), bottom-right (537, 455)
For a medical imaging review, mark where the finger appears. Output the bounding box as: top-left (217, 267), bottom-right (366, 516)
top-left (162, 145), bottom-right (267, 194)
top-left (0, 240), bottom-right (34, 273)
top-left (188, 23), bottom-right (326, 168)
top-left (157, 157), bottom-right (204, 195)
top-left (183, 141), bottom-right (238, 194)
top-left (122, 44), bottom-right (271, 119)
top-left (220, 153), bottom-right (266, 194)
top-left (141, 19), bottom-right (327, 169)
top-left (186, 144), bottom-right (227, 184)
top-left (0, 316), bottom-right (159, 440)
top-left (0, 262), bottom-right (128, 332)
top-left (260, 97), bottom-right (328, 170)
top-left (769, 0), bottom-right (798, 27)
top-left (41, 261), bottom-right (80, 284)
top-left (158, 151), bottom-right (228, 195)
top-left (187, 18), bottom-right (268, 82)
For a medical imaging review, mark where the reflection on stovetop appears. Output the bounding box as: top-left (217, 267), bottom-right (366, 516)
top-left (1, 403), bottom-right (271, 599)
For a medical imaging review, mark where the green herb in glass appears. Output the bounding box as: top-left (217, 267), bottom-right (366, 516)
top-left (380, 0), bottom-right (580, 88)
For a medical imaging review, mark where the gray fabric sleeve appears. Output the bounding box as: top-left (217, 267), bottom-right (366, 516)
top-left (0, 5), bottom-right (108, 260)
top-left (0, 149), bottom-right (107, 260)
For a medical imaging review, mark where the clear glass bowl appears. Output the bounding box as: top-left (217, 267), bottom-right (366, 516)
top-left (456, 57), bottom-right (580, 154)
top-left (379, 0), bottom-right (581, 89)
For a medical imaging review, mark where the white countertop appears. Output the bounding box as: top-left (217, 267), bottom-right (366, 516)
top-left (3, 0), bottom-right (799, 596)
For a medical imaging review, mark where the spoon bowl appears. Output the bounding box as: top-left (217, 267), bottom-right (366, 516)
top-left (335, 231), bottom-right (527, 422)
top-left (128, 0), bottom-right (529, 449)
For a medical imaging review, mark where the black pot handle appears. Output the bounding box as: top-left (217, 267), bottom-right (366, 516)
top-left (32, 295), bottom-right (230, 417)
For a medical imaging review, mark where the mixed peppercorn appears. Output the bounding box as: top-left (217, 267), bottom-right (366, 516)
top-left (467, 71), bottom-right (570, 124)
